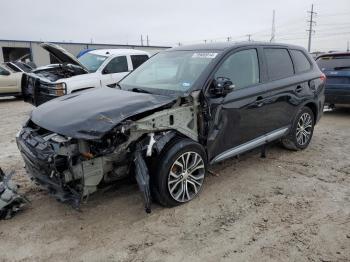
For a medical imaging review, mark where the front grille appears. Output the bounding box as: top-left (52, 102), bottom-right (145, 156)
top-left (17, 127), bottom-right (68, 173)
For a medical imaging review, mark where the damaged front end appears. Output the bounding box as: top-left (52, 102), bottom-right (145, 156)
top-left (17, 91), bottom-right (200, 212)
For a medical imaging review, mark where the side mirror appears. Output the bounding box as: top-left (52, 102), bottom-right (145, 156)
top-left (211, 77), bottom-right (235, 96)
top-left (102, 68), bottom-right (110, 74)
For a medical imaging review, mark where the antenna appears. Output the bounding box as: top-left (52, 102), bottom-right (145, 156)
top-left (270, 10), bottom-right (276, 42)
top-left (307, 4), bottom-right (317, 52)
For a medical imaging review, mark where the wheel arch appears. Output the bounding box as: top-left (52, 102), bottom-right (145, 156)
top-left (304, 101), bottom-right (318, 120)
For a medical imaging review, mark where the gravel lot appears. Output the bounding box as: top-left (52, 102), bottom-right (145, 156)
top-left (0, 97), bottom-right (349, 262)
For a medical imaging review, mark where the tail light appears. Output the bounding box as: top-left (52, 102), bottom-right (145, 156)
top-left (320, 73), bottom-right (326, 82)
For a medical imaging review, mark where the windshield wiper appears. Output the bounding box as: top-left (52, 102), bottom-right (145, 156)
top-left (132, 87), bottom-right (151, 94)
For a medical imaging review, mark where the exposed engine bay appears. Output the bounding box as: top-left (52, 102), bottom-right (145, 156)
top-left (32, 63), bottom-right (87, 82)
top-left (16, 89), bottom-right (200, 212)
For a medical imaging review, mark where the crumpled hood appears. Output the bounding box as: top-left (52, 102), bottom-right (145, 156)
top-left (31, 87), bottom-right (175, 140)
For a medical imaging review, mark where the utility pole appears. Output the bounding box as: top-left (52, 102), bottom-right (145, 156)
top-left (140, 35), bottom-right (144, 46)
top-left (227, 37), bottom-right (231, 42)
top-left (270, 10), bottom-right (276, 42)
top-left (247, 34), bottom-right (252, 42)
top-left (204, 40), bottom-right (207, 44)
top-left (347, 41), bottom-right (349, 52)
top-left (146, 35), bottom-right (149, 46)
top-left (307, 4), bottom-right (317, 52)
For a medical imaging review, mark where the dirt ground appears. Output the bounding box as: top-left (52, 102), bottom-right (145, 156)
top-left (0, 97), bottom-right (349, 262)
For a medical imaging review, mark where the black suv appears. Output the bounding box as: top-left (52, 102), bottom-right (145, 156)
top-left (17, 42), bottom-right (325, 212)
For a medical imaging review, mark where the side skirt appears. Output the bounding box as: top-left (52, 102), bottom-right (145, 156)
top-left (210, 127), bottom-right (289, 164)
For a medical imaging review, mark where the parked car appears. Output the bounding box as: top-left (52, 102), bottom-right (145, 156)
top-left (21, 43), bottom-right (150, 106)
top-left (0, 62), bottom-right (32, 97)
top-left (316, 52), bottom-right (350, 107)
top-left (16, 42), bottom-right (325, 212)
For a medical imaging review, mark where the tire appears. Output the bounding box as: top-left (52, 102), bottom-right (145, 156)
top-left (282, 107), bottom-right (315, 150)
top-left (152, 138), bottom-right (207, 207)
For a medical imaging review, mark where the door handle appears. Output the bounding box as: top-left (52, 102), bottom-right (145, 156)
top-left (295, 85), bottom-right (303, 93)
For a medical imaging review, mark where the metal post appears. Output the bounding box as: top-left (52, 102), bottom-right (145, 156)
top-left (307, 4), bottom-right (317, 52)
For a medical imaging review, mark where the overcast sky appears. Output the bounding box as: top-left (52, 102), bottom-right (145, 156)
top-left (1, 0), bottom-right (349, 51)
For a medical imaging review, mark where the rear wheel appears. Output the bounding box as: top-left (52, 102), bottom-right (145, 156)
top-left (282, 107), bottom-right (315, 150)
top-left (152, 138), bottom-right (207, 207)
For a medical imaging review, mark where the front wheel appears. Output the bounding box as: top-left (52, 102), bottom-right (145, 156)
top-left (152, 138), bottom-right (207, 207)
top-left (282, 107), bottom-right (315, 150)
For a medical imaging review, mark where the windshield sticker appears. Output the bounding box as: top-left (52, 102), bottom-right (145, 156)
top-left (192, 53), bottom-right (218, 59)
top-left (182, 82), bottom-right (191, 87)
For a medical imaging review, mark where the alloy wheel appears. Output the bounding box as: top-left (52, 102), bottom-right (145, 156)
top-left (296, 112), bottom-right (313, 146)
top-left (167, 151), bottom-right (205, 203)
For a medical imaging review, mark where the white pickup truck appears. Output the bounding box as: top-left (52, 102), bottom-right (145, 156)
top-left (22, 43), bottom-right (150, 106)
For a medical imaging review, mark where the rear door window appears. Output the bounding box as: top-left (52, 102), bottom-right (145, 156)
top-left (316, 54), bottom-right (350, 70)
top-left (290, 50), bottom-right (312, 73)
top-left (264, 48), bottom-right (294, 80)
top-left (131, 55), bottom-right (149, 70)
top-left (103, 56), bottom-right (128, 74)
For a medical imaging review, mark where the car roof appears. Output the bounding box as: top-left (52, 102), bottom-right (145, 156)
top-left (89, 49), bottom-right (150, 57)
top-left (168, 41), bottom-right (305, 51)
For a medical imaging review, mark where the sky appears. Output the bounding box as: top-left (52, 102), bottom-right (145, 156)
top-left (1, 0), bottom-right (350, 52)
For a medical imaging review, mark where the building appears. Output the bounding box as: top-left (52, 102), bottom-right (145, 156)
top-left (0, 39), bottom-right (170, 67)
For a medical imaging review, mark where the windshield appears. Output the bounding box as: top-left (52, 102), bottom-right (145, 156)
top-left (78, 53), bottom-right (107, 72)
top-left (119, 50), bottom-right (219, 94)
top-left (316, 54), bottom-right (350, 70)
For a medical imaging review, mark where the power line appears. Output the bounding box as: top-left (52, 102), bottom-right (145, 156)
top-left (318, 12), bottom-right (350, 17)
top-left (307, 4), bottom-right (317, 52)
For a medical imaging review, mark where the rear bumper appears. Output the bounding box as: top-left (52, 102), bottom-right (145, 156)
top-left (325, 86), bottom-right (350, 104)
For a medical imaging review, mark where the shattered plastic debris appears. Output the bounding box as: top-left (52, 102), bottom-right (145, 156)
top-left (0, 168), bottom-right (30, 220)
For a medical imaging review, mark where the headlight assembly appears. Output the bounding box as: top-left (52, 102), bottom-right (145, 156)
top-left (40, 82), bottom-right (67, 96)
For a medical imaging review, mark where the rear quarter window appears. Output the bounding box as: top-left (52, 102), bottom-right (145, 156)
top-left (290, 49), bottom-right (312, 73)
top-left (264, 48), bottom-right (294, 81)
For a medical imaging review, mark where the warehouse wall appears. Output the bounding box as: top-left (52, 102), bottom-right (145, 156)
top-left (0, 40), bottom-right (170, 66)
